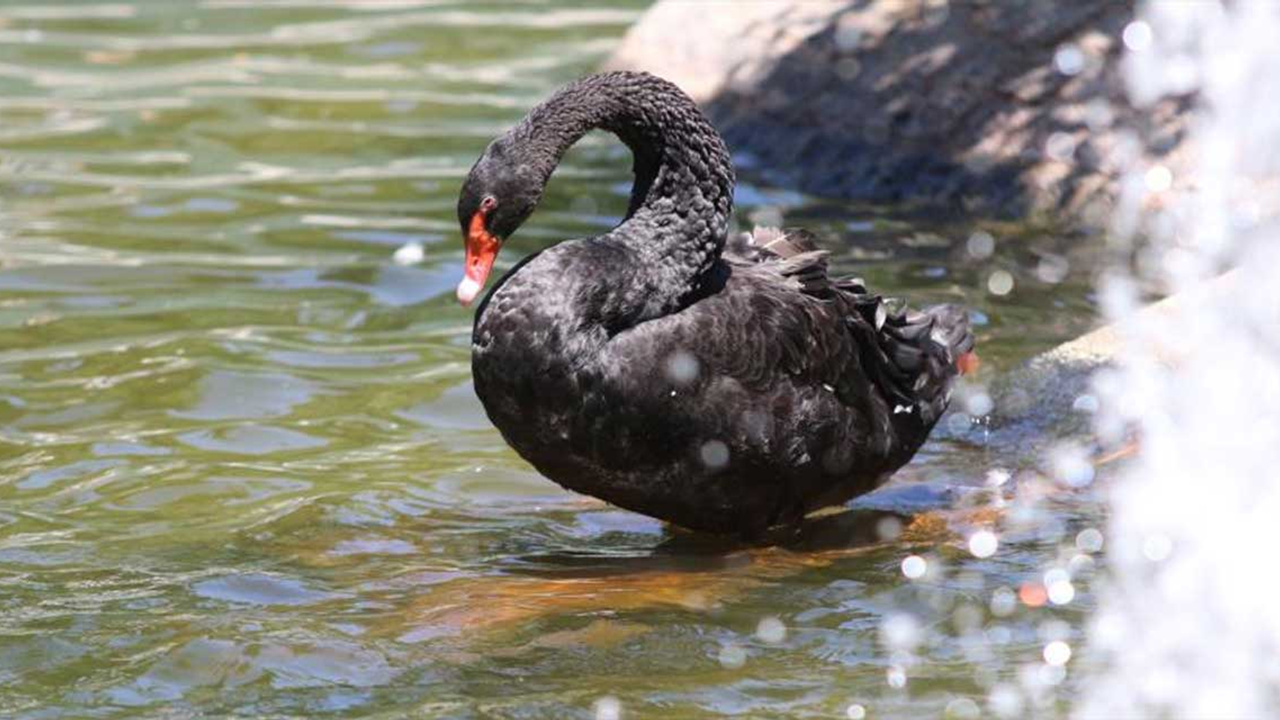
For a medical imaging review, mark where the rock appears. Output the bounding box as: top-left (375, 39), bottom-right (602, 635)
top-left (987, 269), bottom-right (1237, 449)
top-left (605, 0), bottom-right (1192, 226)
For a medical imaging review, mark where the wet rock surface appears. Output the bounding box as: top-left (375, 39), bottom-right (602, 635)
top-left (606, 0), bottom-right (1192, 225)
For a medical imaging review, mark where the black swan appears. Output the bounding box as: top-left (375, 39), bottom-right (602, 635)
top-left (454, 71), bottom-right (975, 538)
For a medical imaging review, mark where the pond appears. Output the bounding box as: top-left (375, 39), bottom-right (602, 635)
top-left (0, 2), bottom-right (1111, 717)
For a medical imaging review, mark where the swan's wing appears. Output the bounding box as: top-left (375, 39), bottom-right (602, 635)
top-left (722, 227), bottom-right (971, 417)
top-left (615, 251), bottom-right (972, 430)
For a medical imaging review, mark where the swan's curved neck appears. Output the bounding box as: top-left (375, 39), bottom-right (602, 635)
top-left (511, 72), bottom-right (735, 323)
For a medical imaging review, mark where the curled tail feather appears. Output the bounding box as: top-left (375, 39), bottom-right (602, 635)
top-left (733, 226), bottom-right (976, 423)
top-left (855, 302), bottom-right (974, 425)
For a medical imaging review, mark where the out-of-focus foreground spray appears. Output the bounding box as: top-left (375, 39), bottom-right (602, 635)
top-left (1082, 1), bottom-right (1280, 717)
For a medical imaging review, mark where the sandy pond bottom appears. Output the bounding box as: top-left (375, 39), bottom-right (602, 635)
top-left (0, 2), bottom-right (1110, 717)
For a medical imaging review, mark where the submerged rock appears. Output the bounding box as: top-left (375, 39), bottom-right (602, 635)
top-left (606, 0), bottom-right (1191, 226)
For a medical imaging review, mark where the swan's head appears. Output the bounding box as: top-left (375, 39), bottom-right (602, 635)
top-left (455, 140), bottom-right (543, 306)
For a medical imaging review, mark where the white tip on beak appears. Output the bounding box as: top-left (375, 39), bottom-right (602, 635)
top-left (456, 276), bottom-right (482, 306)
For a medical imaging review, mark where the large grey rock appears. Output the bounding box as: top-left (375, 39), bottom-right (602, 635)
top-left (606, 0), bottom-right (1191, 225)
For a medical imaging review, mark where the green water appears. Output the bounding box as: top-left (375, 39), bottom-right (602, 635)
top-left (0, 2), bottom-right (1110, 717)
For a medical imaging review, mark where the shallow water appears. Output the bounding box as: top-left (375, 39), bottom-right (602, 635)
top-left (0, 2), bottom-right (1110, 717)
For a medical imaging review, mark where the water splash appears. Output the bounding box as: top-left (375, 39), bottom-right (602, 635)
top-left (1082, 1), bottom-right (1280, 716)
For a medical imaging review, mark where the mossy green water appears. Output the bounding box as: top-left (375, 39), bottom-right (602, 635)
top-left (0, 2), bottom-right (1107, 717)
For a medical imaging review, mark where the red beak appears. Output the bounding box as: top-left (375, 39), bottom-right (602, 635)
top-left (457, 210), bottom-right (500, 306)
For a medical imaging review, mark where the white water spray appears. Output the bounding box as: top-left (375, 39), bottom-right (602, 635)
top-left (1082, 1), bottom-right (1280, 716)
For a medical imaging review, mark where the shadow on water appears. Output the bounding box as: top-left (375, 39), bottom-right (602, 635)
top-left (381, 479), bottom-right (1024, 646)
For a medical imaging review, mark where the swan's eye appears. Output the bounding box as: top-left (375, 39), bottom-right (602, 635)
top-left (480, 195), bottom-right (497, 212)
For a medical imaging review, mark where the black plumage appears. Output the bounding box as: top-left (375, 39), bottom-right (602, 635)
top-left (457, 72), bottom-right (974, 538)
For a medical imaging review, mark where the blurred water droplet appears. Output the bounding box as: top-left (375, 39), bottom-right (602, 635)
top-left (966, 231), bottom-right (995, 259)
top-left (968, 530), bottom-right (999, 559)
top-left (1036, 254), bottom-right (1070, 283)
top-left (1019, 583), bottom-right (1048, 608)
top-left (944, 697), bottom-right (981, 720)
top-left (665, 350), bottom-right (700, 385)
top-left (834, 20), bottom-right (862, 52)
top-left (1076, 527), bottom-right (1104, 553)
top-left (987, 270), bottom-right (1015, 296)
top-left (1043, 568), bottom-right (1070, 588)
top-left (1044, 568), bottom-right (1075, 605)
top-left (1048, 442), bottom-right (1095, 488)
top-left (1123, 20), bottom-right (1153, 52)
top-left (594, 696), bottom-right (622, 720)
top-left (876, 515), bottom-right (903, 541)
top-left (1054, 43), bottom-right (1085, 76)
top-left (846, 703), bottom-right (868, 720)
top-left (836, 57), bottom-right (862, 80)
top-left (1145, 164), bottom-right (1173, 193)
top-left (988, 683), bottom-right (1025, 718)
top-left (1043, 640), bottom-right (1072, 666)
top-left (755, 616), bottom-right (786, 644)
top-left (699, 440), bottom-right (729, 469)
top-left (881, 613), bottom-right (921, 651)
top-left (392, 243), bottom-right (425, 266)
top-left (991, 587), bottom-right (1017, 617)
top-left (966, 391), bottom-right (993, 417)
top-left (1072, 394), bottom-right (1099, 413)
top-left (1045, 132), bottom-right (1077, 162)
top-left (1068, 553), bottom-right (1096, 576)
top-left (718, 643), bottom-right (747, 669)
top-left (901, 555), bottom-right (927, 580)
top-left (1085, 98), bottom-right (1115, 130)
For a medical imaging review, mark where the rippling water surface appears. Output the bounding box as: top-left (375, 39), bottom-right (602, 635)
top-left (0, 2), bottom-right (1110, 717)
